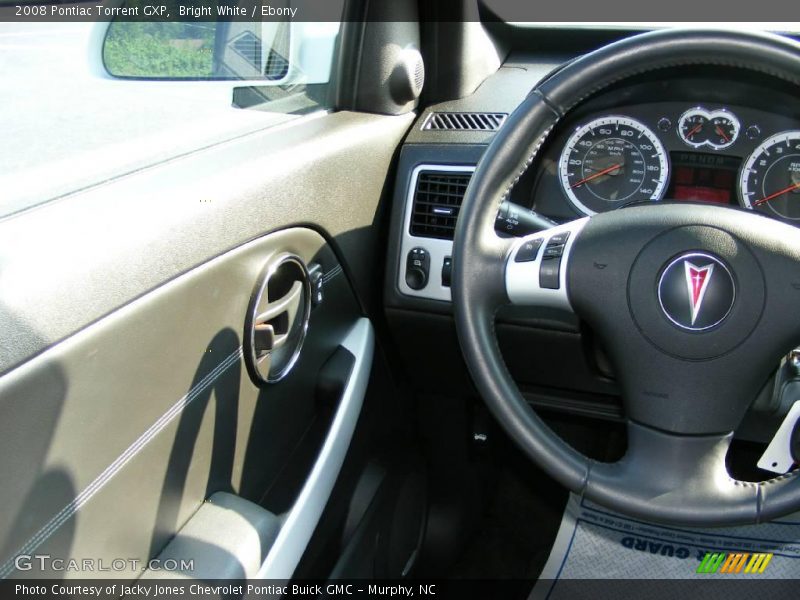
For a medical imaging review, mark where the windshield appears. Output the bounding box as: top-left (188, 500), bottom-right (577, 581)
top-left (481, 0), bottom-right (799, 29)
top-left (510, 22), bottom-right (800, 33)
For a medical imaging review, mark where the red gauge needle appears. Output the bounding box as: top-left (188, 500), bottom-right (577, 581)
top-left (570, 163), bottom-right (622, 188)
top-left (715, 125), bottom-right (731, 143)
top-left (685, 123), bottom-right (703, 139)
top-left (753, 182), bottom-right (800, 206)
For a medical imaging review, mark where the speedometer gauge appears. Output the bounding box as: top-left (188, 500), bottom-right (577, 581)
top-left (740, 131), bottom-right (800, 221)
top-left (559, 116), bottom-right (669, 216)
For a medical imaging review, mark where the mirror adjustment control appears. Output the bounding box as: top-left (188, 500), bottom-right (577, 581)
top-left (406, 247), bottom-right (430, 290)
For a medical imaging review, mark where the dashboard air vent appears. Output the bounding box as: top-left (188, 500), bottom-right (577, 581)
top-left (410, 171), bottom-right (472, 240)
top-left (422, 112), bottom-right (508, 131)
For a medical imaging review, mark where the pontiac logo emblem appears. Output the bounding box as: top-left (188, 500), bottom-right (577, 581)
top-left (658, 253), bottom-right (735, 331)
top-left (684, 261), bottom-right (714, 326)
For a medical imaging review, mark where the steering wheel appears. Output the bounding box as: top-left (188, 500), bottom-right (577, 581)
top-left (452, 29), bottom-right (800, 527)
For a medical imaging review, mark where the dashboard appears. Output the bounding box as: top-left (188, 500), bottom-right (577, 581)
top-left (392, 76), bottom-right (800, 305)
top-left (384, 58), bottom-right (800, 423)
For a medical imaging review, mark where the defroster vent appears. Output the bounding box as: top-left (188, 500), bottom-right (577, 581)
top-left (409, 171), bottom-right (473, 240)
top-left (423, 112), bottom-right (508, 131)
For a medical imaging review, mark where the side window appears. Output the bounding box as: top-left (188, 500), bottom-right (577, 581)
top-left (103, 4), bottom-right (342, 112)
top-left (1, 4), bottom-right (344, 218)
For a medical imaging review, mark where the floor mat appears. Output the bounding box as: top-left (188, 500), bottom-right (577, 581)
top-left (448, 462), bottom-right (567, 579)
top-left (531, 494), bottom-right (800, 599)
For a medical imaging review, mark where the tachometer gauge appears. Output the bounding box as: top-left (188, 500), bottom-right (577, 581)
top-left (559, 116), bottom-right (669, 216)
top-left (678, 108), bottom-right (739, 150)
top-left (740, 131), bottom-right (800, 221)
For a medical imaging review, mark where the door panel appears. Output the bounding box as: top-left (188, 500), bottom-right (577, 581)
top-left (0, 108), bottom-right (410, 577)
top-left (0, 226), bottom-right (375, 578)
top-left (0, 111), bottom-right (413, 375)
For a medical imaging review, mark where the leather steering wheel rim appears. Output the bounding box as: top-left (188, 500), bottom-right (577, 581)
top-left (452, 28), bottom-right (800, 527)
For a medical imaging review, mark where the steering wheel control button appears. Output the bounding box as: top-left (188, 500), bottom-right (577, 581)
top-left (539, 235), bottom-right (570, 289)
top-left (543, 245), bottom-right (564, 259)
top-left (543, 232), bottom-right (571, 259)
top-left (506, 219), bottom-right (587, 311)
top-left (539, 257), bottom-right (562, 289)
top-left (405, 247), bottom-right (430, 290)
top-left (658, 252), bottom-right (735, 331)
top-left (514, 238), bottom-right (543, 262)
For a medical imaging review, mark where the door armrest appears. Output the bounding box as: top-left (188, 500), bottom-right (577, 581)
top-left (141, 492), bottom-right (280, 580)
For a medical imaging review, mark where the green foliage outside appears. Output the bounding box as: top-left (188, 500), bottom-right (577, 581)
top-left (104, 22), bottom-right (215, 78)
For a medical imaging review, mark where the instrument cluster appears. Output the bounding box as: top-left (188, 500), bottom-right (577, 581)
top-left (534, 101), bottom-right (800, 223)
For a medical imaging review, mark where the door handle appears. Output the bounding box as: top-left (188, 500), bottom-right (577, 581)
top-left (253, 279), bottom-right (305, 356)
top-left (245, 255), bottom-right (311, 384)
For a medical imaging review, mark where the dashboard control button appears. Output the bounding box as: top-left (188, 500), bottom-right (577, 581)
top-left (514, 239), bottom-right (543, 262)
top-left (406, 269), bottom-right (426, 290)
top-left (405, 247), bottom-right (430, 290)
top-left (657, 117), bottom-right (672, 132)
top-left (441, 256), bottom-right (452, 287)
top-left (746, 124), bottom-right (762, 140)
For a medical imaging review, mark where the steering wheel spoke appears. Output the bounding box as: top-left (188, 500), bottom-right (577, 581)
top-left (587, 422), bottom-right (760, 526)
top-left (505, 217), bottom-right (588, 310)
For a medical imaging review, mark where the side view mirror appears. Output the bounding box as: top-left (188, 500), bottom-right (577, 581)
top-left (102, 11), bottom-right (340, 84)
